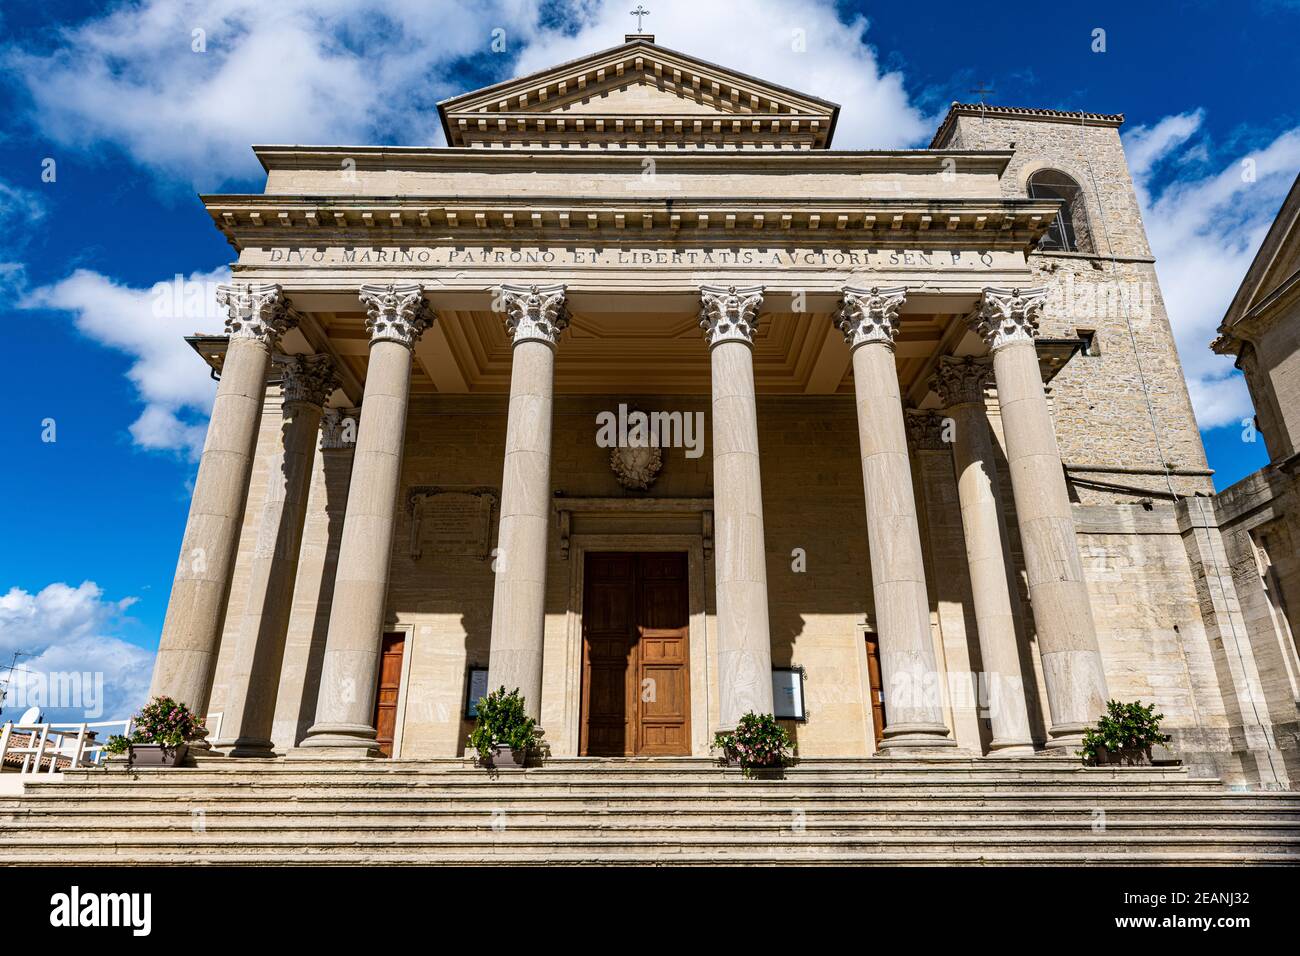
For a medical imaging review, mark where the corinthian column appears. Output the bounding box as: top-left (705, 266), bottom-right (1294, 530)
top-left (486, 284), bottom-right (568, 721)
top-left (974, 288), bottom-right (1107, 748)
top-left (215, 355), bottom-right (340, 757)
top-left (932, 355), bottom-right (1034, 753)
top-left (836, 286), bottom-right (954, 751)
top-left (149, 283), bottom-right (296, 719)
top-left (300, 285), bottom-right (431, 754)
top-left (271, 408), bottom-right (357, 749)
top-left (700, 285), bottom-right (774, 729)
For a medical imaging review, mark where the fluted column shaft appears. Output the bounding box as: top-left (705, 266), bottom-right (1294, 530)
top-left (976, 288), bottom-right (1107, 747)
top-left (216, 356), bottom-right (339, 756)
top-left (301, 285), bottom-right (431, 754)
top-left (486, 284), bottom-right (568, 720)
top-left (934, 356), bottom-right (1034, 753)
top-left (838, 287), bottom-right (955, 751)
top-left (149, 284), bottom-right (295, 717)
top-left (700, 286), bottom-right (775, 728)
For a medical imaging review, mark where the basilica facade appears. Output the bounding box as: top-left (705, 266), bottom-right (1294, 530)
top-left (148, 35), bottom-right (1297, 789)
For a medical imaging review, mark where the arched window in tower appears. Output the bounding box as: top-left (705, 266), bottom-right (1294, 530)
top-left (1027, 169), bottom-right (1094, 254)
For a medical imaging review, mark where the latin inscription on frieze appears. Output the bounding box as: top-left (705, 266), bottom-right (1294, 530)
top-left (258, 245), bottom-right (1005, 269)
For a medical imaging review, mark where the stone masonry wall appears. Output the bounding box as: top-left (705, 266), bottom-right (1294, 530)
top-left (939, 113), bottom-right (1212, 503)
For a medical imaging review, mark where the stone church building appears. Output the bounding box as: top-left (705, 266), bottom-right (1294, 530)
top-left (148, 34), bottom-right (1298, 790)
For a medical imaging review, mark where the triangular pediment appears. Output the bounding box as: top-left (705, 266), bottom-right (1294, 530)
top-left (439, 38), bottom-right (839, 149)
top-left (1218, 171), bottom-right (1300, 347)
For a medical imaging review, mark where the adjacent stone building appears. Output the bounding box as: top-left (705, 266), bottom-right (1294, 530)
top-left (1211, 171), bottom-right (1300, 788)
top-left (148, 36), bottom-right (1297, 787)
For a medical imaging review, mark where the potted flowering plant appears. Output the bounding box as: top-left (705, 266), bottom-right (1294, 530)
top-left (1079, 699), bottom-right (1171, 767)
top-left (105, 696), bottom-right (206, 768)
top-left (467, 686), bottom-right (548, 770)
top-left (712, 711), bottom-right (795, 779)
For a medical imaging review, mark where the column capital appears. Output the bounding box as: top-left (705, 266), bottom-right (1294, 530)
top-left (275, 354), bottom-right (340, 409)
top-left (216, 282), bottom-right (297, 346)
top-left (904, 409), bottom-right (950, 452)
top-left (499, 283), bottom-right (569, 347)
top-left (932, 354), bottom-right (993, 408)
top-left (835, 285), bottom-right (908, 350)
top-left (359, 283), bottom-right (434, 349)
top-left (974, 286), bottom-right (1047, 351)
top-left (320, 407), bottom-right (359, 451)
top-left (699, 284), bottom-right (764, 348)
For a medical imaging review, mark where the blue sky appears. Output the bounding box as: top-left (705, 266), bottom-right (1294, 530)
top-left (1, 0), bottom-right (1297, 721)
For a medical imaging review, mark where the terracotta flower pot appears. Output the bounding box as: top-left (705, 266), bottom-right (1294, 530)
top-left (129, 743), bottom-right (189, 767)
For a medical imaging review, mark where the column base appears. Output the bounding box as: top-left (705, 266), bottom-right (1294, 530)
top-left (987, 739), bottom-right (1037, 756)
top-left (877, 722), bottom-right (959, 754)
top-left (296, 723), bottom-right (384, 758)
top-left (185, 739), bottom-right (225, 759)
top-left (212, 736), bottom-right (278, 759)
top-left (1043, 724), bottom-right (1089, 754)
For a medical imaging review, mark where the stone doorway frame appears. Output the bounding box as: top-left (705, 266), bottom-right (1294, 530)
top-left (560, 533), bottom-right (711, 757)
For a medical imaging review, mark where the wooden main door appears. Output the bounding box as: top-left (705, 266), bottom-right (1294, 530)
top-left (580, 552), bottom-right (690, 756)
top-left (372, 631), bottom-right (405, 757)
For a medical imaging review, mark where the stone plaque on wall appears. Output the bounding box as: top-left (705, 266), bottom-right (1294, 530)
top-left (408, 488), bottom-right (497, 560)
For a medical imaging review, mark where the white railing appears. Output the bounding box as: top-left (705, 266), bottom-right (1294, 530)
top-left (0, 719), bottom-right (134, 775)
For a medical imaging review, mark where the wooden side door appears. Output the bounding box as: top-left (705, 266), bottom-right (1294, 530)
top-left (864, 632), bottom-right (886, 746)
top-left (636, 553), bottom-right (690, 755)
top-left (580, 554), bottom-right (637, 756)
top-left (372, 631), bottom-right (406, 757)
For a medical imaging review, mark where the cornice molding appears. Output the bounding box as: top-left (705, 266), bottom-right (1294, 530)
top-left (437, 38), bottom-right (838, 149)
top-left (203, 196), bottom-right (1058, 249)
top-left (930, 102), bottom-right (1124, 148)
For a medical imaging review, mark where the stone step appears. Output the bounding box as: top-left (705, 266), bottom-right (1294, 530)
top-left (7, 848), bottom-right (1294, 866)
top-left (1, 833), bottom-right (1292, 858)
top-left (7, 801), bottom-right (1295, 822)
top-left (32, 768), bottom-right (1227, 786)
top-left (8, 758), bottom-right (1290, 865)
top-left (4, 819), bottom-right (1294, 840)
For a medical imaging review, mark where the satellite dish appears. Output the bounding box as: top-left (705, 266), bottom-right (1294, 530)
top-left (18, 706), bottom-right (41, 725)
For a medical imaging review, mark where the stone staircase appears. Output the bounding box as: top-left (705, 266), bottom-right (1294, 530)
top-left (3, 756), bottom-right (1299, 865)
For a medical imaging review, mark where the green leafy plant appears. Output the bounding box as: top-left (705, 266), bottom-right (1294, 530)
top-left (712, 711), bottom-right (795, 777)
top-left (1079, 699), bottom-right (1171, 765)
top-left (111, 696), bottom-right (206, 754)
top-left (467, 686), bottom-right (548, 764)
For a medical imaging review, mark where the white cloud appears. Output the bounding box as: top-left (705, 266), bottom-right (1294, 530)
top-left (0, 582), bottom-right (152, 723)
top-left (22, 266), bottom-right (231, 458)
top-left (515, 0), bottom-right (930, 148)
top-left (5, 0), bottom-right (543, 187)
top-left (1125, 113), bottom-right (1300, 430)
top-left (6, 0), bottom-right (927, 190)
top-left (0, 176), bottom-right (46, 294)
